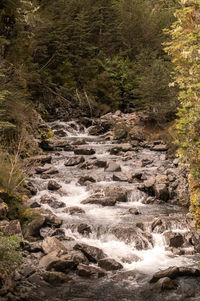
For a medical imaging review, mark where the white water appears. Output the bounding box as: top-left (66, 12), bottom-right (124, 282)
top-left (30, 120), bottom-right (197, 276)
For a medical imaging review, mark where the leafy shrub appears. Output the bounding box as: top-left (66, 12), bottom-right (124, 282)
top-left (0, 233), bottom-right (22, 273)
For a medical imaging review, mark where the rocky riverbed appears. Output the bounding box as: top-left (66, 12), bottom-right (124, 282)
top-left (1, 112), bottom-right (200, 301)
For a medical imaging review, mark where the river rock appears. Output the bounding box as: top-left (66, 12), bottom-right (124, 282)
top-left (78, 175), bottom-right (96, 186)
top-left (41, 271), bottom-right (72, 284)
top-left (74, 243), bottom-right (106, 263)
top-left (54, 129), bottom-right (66, 137)
top-left (74, 148), bottom-right (95, 155)
top-left (152, 144), bottom-right (168, 151)
top-left (44, 167), bottom-right (59, 175)
top-left (72, 138), bottom-right (86, 146)
top-left (26, 155), bottom-right (52, 165)
top-left (150, 267), bottom-right (180, 283)
top-left (113, 172), bottom-right (130, 182)
top-left (77, 264), bottom-right (106, 278)
top-left (42, 237), bottom-right (68, 254)
top-left (105, 187), bottom-right (129, 203)
top-left (46, 256), bottom-right (77, 273)
top-left (82, 197), bottom-right (116, 206)
top-left (151, 218), bottom-right (162, 232)
top-left (153, 277), bottom-right (178, 291)
top-left (64, 156), bottom-right (85, 166)
top-left (48, 180), bottom-right (62, 191)
top-left (77, 223), bottom-right (92, 235)
top-left (105, 161), bottom-right (121, 172)
top-left (112, 225), bottom-right (153, 249)
top-left (164, 231), bottom-right (184, 248)
top-left (94, 160), bottom-right (107, 168)
top-left (35, 166), bottom-right (51, 174)
top-left (64, 207), bottom-right (85, 215)
top-left (0, 202), bottom-right (8, 219)
top-left (98, 258), bottom-right (123, 271)
top-left (40, 195), bottom-right (65, 209)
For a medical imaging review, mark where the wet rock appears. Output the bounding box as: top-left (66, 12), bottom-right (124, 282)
top-left (46, 256), bottom-right (77, 273)
top-left (154, 183), bottom-right (169, 201)
top-left (64, 156), bottom-right (85, 166)
top-left (26, 155), bottom-right (52, 165)
top-left (112, 225), bottom-right (153, 249)
top-left (72, 138), bottom-right (87, 146)
top-left (98, 258), bottom-right (123, 271)
top-left (74, 243), bottom-right (106, 263)
top-left (42, 237), bottom-right (68, 254)
top-left (35, 166), bottom-right (51, 174)
top-left (142, 177), bottom-right (156, 195)
top-left (121, 254), bottom-right (141, 264)
top-left (77, 223), bottom-right (92, 235)
top-left (74, 148), bottom-right (95, 156)
top-left (30, 201), bottom-right (41, 208)
top-left (24, 182), bottom-right (38, 196)
top-left (113, 172), bottom-right (130, 182)
top-left (0, 202), bottom-right (8, 219)
top-left (164, 231), bottom-right (184, 248)
top-left (44, 167), bottom-right (59, 175)
top-left (150, 266), bottom-right (200, 283)
top-left (0, 220), bottom-right (22, 236)
top-left (151, 218), bottom-right (162, 232)
top-left (82, 197), bottom-right (116, 206)
top-left (40, 195), bottom-right (65, 209)
top-left (94, 160), bottom-right (107, 168)
top-left (53, 140), bottom-right (72, 149)
top-left (77, 264), bottom-right (106, 278)
top-left (105, 161), bottom-right (121, 172)
top-left (54, 129), bottom-right (66, 137)
top-left (78, 175), bottom-right (96, 186)
top-left (64, 207), bottom-right (85, 215)
top-left (129, 208), bottom-right (141, 215)
top-left (21, 241), bottom-right (42, 252)
top-left (41, 271), bottom-right (72, 284)
top-left (48, 180), bottom-right (62, 191)
top-left (104, 186), bottom-right (129, 202)
top-left (152, 144), bottom-right (168, 151)
top-left (150, 267), bottom-right (180, 283)
top-left (153, 277), bottom-right (178, 290)
top-left (23, 208), bottom-right (62, 240)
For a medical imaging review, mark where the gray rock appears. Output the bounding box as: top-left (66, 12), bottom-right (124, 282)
top-left (64, 156), bottom-right (85, 166)
top-left (64, 207), bottom-right (85, 215)
top-left (150, 267), bottom-right (180, 283)
top-left (154, 183), bottom-right (169, 201)
top-left (78, 175), bottom-right (96, 186)
top-left (77, 264), bottom-right (106, 278)
top-left (74, 148), bottom-right (95, 155)
top-left (42, 237), bottom-right (68, 254)
top-left (153, 277), bottom-right (178, 290)
top-left (98, 258), bottom-right (123, 271)
top-left (48, 180), bottom-right (62, 191)
top-left (74, 243), bottom-right (106, 263)
top-left (42, 271), bottom-right (72, 284)
top-left (164, 231), bottom-right (184, 248)
top-left (0, 220), bottom-right (22, 236)
top-left (105, 161), bottom-right (121, 172)
top-left (82, 197), bottom-right (116, 206)
top-left (77, 223), bottom-right (92, 235)
top-left (113, 172), bottom-right (130, 182)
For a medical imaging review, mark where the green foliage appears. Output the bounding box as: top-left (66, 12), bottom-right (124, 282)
top-left (164, 0), bottom-right (200, 224)
top-left (0, 151), bottom-right (26, 194)
top-left (0, 233), bottom-right (22, 273)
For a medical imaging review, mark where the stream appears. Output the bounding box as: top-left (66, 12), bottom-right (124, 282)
top-left (23, 119), bottom-right (200, 301)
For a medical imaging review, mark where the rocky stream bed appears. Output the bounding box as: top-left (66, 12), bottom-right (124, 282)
top-left (1, 112), bottom-right (200, 301)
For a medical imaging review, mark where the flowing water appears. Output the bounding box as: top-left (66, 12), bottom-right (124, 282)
top-left (29, 120), bottom-right (200, 301)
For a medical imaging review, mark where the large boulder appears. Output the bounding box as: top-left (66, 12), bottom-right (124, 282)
top-left (98, 258), bottom-right (123, 271)
top-left (81, 197), bottom-right (116, 206)
top-left (23, 208), bottom-right (62, 240)
top-left (104, 186), bottom-right (129, 202)
top-left (78, 176), bottom-right (96, 186)
top-left (112, 225), bottom-right (153, 249)
top-left (77, 264), bottom-right (106, 278)
top-left (163, 231), bottom-right (184, 248)
top-left (74, 148), bottom-right (95, 156)
top-left (154, 184), bottom-right (169, 201)
top-left (74, 243), bottom-right (106, 263)
top-left (105, 162), bottom-right (121, 172)
top-left (42, 237), bottom-right (68, 254)
top-left (48, 180), bottom-right (62, 191)
top-left (64, 156), bottom-right (85, 166)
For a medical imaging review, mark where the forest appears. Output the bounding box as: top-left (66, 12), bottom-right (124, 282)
top-left (0, 0), bottom-right (200, 299)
